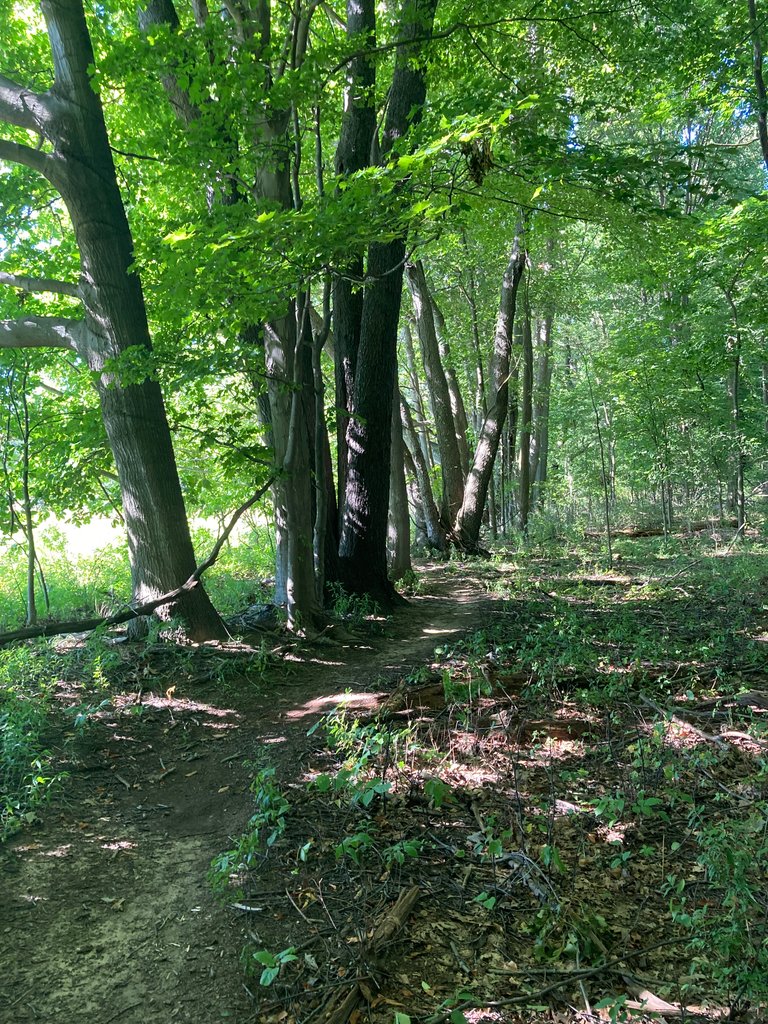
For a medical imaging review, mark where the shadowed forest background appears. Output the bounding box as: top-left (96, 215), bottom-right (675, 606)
top-left (1, 0), bottom-right (768, 1021)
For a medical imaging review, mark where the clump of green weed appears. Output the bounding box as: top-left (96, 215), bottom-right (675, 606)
top-left (326, 582), bottom-right (381, 627)
top-left (209, 762), bottom-right (290, 896)
top-left (0, 644), bottom-right (65, 839)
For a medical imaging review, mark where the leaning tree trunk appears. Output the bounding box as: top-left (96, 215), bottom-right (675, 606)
top-left (430, 291), bottom-right (471, 478)
top-left (405, 259), bottom-right (465, 521)
top-left (337, 0), bottom-right (438, 604)
top-left (0, 0), bottom-right (225, 640)
top-left (454, 223), bottom-right (526, 552)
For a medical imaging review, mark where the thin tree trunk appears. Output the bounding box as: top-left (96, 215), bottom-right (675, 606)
top-left (401, 322), bottom-right (434, 468)
top-left (400, 393), bottom-right (447, 551)
top-left (454, 223), bottom-right (526, 552)
top-left (388, 385), bottom-right (412, 580)
top-left (429, 282), bottom-right (471, 477)
top-left (531, 315), bottom-right (553, 510)
top-left (518, 302), bottom-right (533, 533)
top-left (405, 260), bottom-right (465, 521)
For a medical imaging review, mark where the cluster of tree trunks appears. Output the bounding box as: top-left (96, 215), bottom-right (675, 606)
top-left (0, 0), bottom-right (559, 637)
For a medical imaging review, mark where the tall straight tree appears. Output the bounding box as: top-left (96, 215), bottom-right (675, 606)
top-left (0, 0), bottom-right (225, 640)
top-left (337, 0), bottom-right (438, 603)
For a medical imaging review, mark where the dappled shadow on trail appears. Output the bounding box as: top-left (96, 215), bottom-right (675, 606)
top-left (0, 563), bottom-right (500, 1024)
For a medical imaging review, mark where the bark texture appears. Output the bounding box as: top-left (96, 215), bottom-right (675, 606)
top-left (405, 259), bottom-right (465, 521)
top-left (337, 0), bottom-right (438, 602)
top-left (454, 225), bottom-right (526, 552)
top-left (0, 0), bottom-right (225, 639)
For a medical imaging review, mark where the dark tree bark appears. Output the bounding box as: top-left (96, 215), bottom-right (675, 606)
top-left (332, 0), bottom-right (377, 501)
top-left (454, 224), bottom-right (526, 552)
top-left (405, 259), bottom-right (465, 521)
top-left (337, 0), bottom-right (438, 603)
top-left (748, 0), bottom-right (768, 169)
top-left (0, 0), bottom-right (225, 640)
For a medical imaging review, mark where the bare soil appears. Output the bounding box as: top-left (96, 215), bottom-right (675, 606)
top-left (0, 564), bottom-right (498, 1024)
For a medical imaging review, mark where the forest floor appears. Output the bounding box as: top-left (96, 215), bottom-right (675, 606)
top-left (2, 544), bottom-right (768, 1024)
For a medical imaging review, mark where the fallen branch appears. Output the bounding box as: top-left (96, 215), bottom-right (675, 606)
top-left (423, 936), bottom-right (691, 1023)
top-left (320, 886), bottom-right (420, 1024)
top-left (0, 477), bottom-right (276, 647)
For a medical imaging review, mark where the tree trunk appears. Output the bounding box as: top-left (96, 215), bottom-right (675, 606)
top-left (531, 315), bottom-right (553, 509)
top-left (430, 290), bottom-right (471, 477)
top-left (400, 322), bottom-right (434, 469)
top-left (405, 259), bottom-right (465, 521)
top-left (400, 394), bottom-right (446, 551)
top-left (748, 0), bottom-right (768, 169)
top-left (337, 0), bottom-right (438, 603)
top-left (0, 0), bottom-right (226, 640)
top-left (332, 0), bottom-right (377, 505)
top-left (388, 385), bottom-right (412, 580)
top-left (518, 304), bottom-right (533, 533)
top-left (454, 224), bottom-right (526, 552)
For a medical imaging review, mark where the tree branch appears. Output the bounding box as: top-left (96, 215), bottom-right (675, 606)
top-left (0, 315), bottom-right (83, 351)
top-left (0, 271), bottom-right (81, 299)
top-left (0, 137), bottom-right (54, 178)
top-left (0, 74), bottom-right (53, 132)
top-left (0, 476), bottom-right (277, 647)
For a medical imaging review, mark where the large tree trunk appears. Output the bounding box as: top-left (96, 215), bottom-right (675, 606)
top-left (405, 260), bottom-right (465, 521)
top-left (337, 0), bottom-right (438, 603)
top-left (332, 0), bottom-right (377, 504)
top-left (454, 224), bottom-right (526, 552)
top-left (0, 0), bottom-right (225, 640)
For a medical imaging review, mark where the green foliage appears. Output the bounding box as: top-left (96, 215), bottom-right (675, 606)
top-left (209, 763), bottom-right (289, 896)
top-left (326, 583), bottom-right (381, 627)
top-left (243, 946), bottom-right (298, 987)
top-left (0, 644), bottom-right (64, 840)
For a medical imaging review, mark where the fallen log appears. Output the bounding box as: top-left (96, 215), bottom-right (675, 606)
top-left (584, 518), bottom-right (738, 539)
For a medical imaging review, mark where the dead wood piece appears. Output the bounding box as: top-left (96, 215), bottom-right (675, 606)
top-left (373, 678), bottom-right (445, 719)
top-left (319, 886), bottom-right (420, 1024)
top-left (369, 885), bottom-right (420, 948)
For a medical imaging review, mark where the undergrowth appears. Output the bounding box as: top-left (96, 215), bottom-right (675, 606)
top-left (211, 535), bottom-right (768, 1022)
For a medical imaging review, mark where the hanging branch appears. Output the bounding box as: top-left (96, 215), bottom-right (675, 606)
top-left (0, 476), bottom-right (276, 647)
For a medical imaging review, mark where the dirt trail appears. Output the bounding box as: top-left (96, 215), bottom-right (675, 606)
top-left (0, 565), bottom-right (500, 1024)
